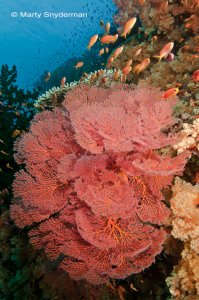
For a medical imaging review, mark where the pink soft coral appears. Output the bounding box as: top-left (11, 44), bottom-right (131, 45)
top-left (11, 84), bottom-right (187, 285)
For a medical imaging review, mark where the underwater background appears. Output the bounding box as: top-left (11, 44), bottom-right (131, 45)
top-left (0, 0), bottom-right (116, 88)
top-left (0, 1), bottom-right (199, 300)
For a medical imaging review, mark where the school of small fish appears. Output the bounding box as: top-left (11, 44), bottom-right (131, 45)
top-left (44, 9), bottom-right (198, 98)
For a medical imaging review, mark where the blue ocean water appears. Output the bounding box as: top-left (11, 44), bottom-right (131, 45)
top-left (0, 0), bottom-right (116, 89)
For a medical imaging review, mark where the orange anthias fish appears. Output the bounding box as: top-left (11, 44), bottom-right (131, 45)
top-left (162, 88), bottom-right (179, 99)
top-left (60, 77), bottom-right (66, 87)
top-left (87, 34), bottom-right (98, 50)
top-left (192, 69), bottom-right (199, 82)
top-left (154, 42), bottom-right (174, 62)
top-left (101, 34), bottom-right (118, 44)
top-left (138, 0), bottom-right (145, 5)
top-left (108, 56), bottom-right (114, 66)
top-left (105, 22), bottom-right (111, 34)
top-left (122, 66), bottom-right (132, 75)
top-left (125, 59), bottom-right (133, 67)
top-left (74, 61), bottom-right (84, 69)
top-left (191, 55), bottom-right (199, 59)
top-left (112, 46), bottom-right (124, 59)
top-left (99, 48), bottom-right (105, 56)
top-left (121, 17), bottom-right (137, 39)
top-left (133, 58), bottom-right (150, 74)
top-left (114, 69), bottom-right (120, 81)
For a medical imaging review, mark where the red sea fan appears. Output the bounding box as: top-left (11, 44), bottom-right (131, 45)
top-left (63, 85), bottom-right (178, 154)
top-left (14, 108), bottom-right (81, 166)
top-left (29, 207), bottom-right (165, 284)
top-left (11, 84), bottom-right (187, 285)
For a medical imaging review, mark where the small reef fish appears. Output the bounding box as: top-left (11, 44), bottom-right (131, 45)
top-left (152, 35), bottom-right (158, 42)
top-left (87, 34), bottom-right (98, 50)
top-left (139, 0), bottom-right (145, 5)
top-left (162, 88), bottom-right (179, 99)
top-left (125, 59), bottom-right (133, 67)
top-left (185, 23), bottom-right (192, 29)
top-left (184, 14), bottom-right (195, 22)
top-left (114, 70), bottom-right (120, 81)
top-left (100, 19), bottom-right (104, 27)
top-left (134, 48), bottom-right (142, 56)
top-left (130, 283), bottom-right (139, 292)
top-left (60, 77), bottom-right (66, 87)
top-left (121, 17), bottom-right (137, 39)
top-left (191, 55), bottom-right (199, 59)
top-left (99, 48), bottom-right (105, 56)
top-left (1, 150), bottom-right (9, 156)
top-left (154, 42), bottom-right (174, 62)
top-left (0, 138), bottom-right (5, 145)
top-left (44, 72), bottom-right (51, 82)
top-left (117, 285), bottom-right (126, 300)
top-left (74, 61), bottom-right (84, 69)
top-left (192, 69), bottom-right (199, 82)
top-left (122, 66), bottom-right (132, 75)
top-left (108, 56), bottom-right (114, 66)
top-left (112, 46), bottom-right (124, 59)
top-left (101, 34), bottom-right (118, 44)
top-left (105, 22), bottom-right (111, 34)
top-left (12, 129), bottom-right (21, 138)
top-left (121, 74), bottom-right (127, 82)
top-left (133, 58), bottom-right (150, 74)
top-left (6, 163), bottom-right (13, 170)
top-left (105, 47), bottom-right (109, 53)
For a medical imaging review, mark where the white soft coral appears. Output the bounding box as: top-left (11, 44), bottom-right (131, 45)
top-left (173, 118), bottom-right (199, 153)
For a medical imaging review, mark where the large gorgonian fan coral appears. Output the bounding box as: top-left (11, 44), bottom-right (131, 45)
top-left (11, 84), bottom-right (188, 285)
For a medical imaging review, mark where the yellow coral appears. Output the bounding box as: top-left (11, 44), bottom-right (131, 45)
top-left (167, 178), bottom-right (199, 298)
top-left (166, 242), bottom-right (199, 299)
top-left (170, 178), bottom-right (199, 253)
